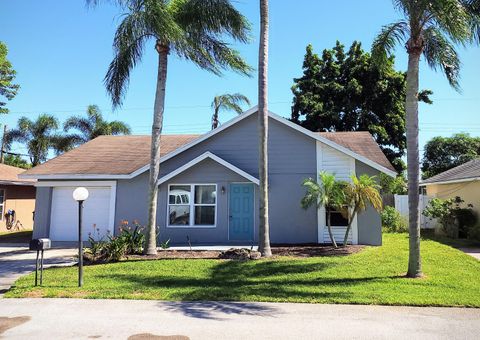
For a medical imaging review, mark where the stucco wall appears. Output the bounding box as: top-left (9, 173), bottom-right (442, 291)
top-left (355, 161), bottom-right (383, 245)
top-left (0, 184), bottom-right (36, 232)
top-left (425, 180), bottom-right (480, 214)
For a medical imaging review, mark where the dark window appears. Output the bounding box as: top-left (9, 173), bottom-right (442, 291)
top-left (326, 210), bottom-right (348, 226)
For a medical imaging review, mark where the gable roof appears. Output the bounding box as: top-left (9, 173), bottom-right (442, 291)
top-left (157, 152), bottom-right (259, 185)
top-left (421, 158), bottom-right (480, 185)
top-left (0, 163), bottom-right (35, 186)
top-left (21, 107), bottom-right (396, 179)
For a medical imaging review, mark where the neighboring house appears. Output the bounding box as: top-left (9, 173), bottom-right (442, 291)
top-left (0, 163), bottom-right (36, 232)
top-left (422, 158), bottom-right (480, 215)
top-left (20, 108), bottom-right (396, 245)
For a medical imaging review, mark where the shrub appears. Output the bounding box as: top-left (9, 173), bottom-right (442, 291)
top-left (381, 206), bottom-right (408, 233)
top-left (118, 222), bottom-right (145, 254)
top-left (468, 223), bottom-right (480, 242)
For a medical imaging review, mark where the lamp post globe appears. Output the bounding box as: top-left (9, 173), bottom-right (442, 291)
top-left (73, 187), bottom-right (89, 287)
top-left (73, 187), bottom-right (89, 202)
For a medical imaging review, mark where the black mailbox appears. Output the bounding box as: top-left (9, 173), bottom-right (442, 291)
top-left (29, 238), bottom-right (51, 251)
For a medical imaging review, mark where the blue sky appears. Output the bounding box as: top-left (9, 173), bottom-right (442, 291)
top-left (1, 0), bottom-right (479, 158)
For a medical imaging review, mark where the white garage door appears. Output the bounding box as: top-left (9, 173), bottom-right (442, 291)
top-left (50, 187), bottom-right (112, 241)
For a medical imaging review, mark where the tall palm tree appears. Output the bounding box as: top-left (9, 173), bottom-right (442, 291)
top-left (372, 0), bottom-right (480, 278)
top-left (258, 0), bottom-right (271, 257)
top-left (211, 93), bottom-right (250, 129)
top-left (342, 174), bottom-right (382, 246)
top-left (5, 114), bottom-right (66, 166)
top-left (64, 105), bottom-right (131, 146)
top-left (301, 171), bottom-right (346, 248)
top-left (88, 0), bottom-right (251, 255)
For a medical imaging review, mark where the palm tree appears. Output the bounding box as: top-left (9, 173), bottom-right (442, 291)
top-left (5, 115), bottom-right (66, 166)
top-left (64, 105), bottom-right (131, 146)
top-left (258, 0), bottom-right (272, 257)
top-left (211, 93), bottom-right (250, 129)
top-left (342, 174), bottom-right (382, 246)
top-left (301, 172), bottom-right (346, 248)
top-left (372, 0), bottom-right (480, 278)
top-left (88, 0), bottom-right (251, 255)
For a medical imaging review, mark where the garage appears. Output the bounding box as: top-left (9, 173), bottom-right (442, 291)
top-left (49, 186), bottom-right (114, 241)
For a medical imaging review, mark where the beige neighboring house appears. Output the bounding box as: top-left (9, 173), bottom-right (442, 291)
top-left (0, 163), bottom-right (36, 232)
top-left (422, 158), bottom-right (480, 214)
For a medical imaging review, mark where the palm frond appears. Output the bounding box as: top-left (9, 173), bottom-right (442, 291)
top-left (108, 120), bottom-right (132, 135)
top-left (63, 116), bottom-right (93, 140)
top-left (371, 20), bottom-right (409, 66)
top-left (422, 26), bottom-right (461, 90)
top-left (427, 0), bottom-right (472, 44)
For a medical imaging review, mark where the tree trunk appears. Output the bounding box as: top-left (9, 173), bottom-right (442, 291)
top-left (405, 50), bottom-right (423, 278)
top-left (258, 0), bottom-right (271, 257)
top-left (327, 209), bottom-right (338, 248)
top-left (343, 208), bottom-right (357, 247)
top-left (144, 43), bottom-right (168, 255)
top-left (211, 106), bottom-right (219, 130)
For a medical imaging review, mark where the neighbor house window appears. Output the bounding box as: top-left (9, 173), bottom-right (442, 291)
top-left (0, 189), bottom-right (5, 220)
top-left (326, 208), bottom-right (348, 226)
top-left (168, 184), bottom-right (216, 227)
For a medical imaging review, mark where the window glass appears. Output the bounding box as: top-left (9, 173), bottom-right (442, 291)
top-left (169, 206), bottom-right (190, 225)
top-left (169, 185), bottom-right (190, 205)
top-left (194, 206), bottom-right (215, 225)
top-left (194, 185), bottom-right (216, 204)
top-left (326, 210), bottom-right (348, 226)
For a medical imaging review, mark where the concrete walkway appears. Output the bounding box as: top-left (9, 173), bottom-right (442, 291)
top-left (0, 299), bottom-right (478, 339)
top-left (0, 245), bottom-right (76, 294)
top-left (458, 247), bottom-right (480, 260)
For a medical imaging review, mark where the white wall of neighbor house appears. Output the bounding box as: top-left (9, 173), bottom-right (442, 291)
top-left (316, 141), bottom-right (358, 245)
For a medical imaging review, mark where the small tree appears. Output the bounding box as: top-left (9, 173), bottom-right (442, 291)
top-left (301, 171), bottom-right (346, 248)
top-left (342, 174), bottom-right (383, 246)
top-left (211, 93), bottom-right (250, 129)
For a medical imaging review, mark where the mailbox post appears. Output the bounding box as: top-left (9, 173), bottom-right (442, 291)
top-left (29, 238), bottom-right (51, 286)
top-left (73, 187), bottom-right (89, 287)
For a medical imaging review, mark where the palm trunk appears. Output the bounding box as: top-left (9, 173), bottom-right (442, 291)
top-left (343, 208), bottom-right (357, 247)
top-left (144, 43), bottom-right (168, 255)
top-left (212, 106), bottom-right (219, 130)
top-left (405, 50), bottom-right (423, 278)
top-left (327, 209), bottom-right (338, 248)
top-left (258, 0), bottom-right (271, 257)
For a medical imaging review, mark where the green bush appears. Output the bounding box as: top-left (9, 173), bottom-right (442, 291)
top-left (381, 206), bottom-right (408, 233)
top-left (468, 223), bottom-right (480, 241)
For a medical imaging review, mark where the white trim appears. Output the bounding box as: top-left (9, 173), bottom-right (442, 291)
top-left (0, 188), bottom-right (5, 221)
top-left (421, 177), bottom-right (480, 186)
top-left (166, 183), bottom-right (217, 228)
top-left (157, 152), bottom-right (259, 185)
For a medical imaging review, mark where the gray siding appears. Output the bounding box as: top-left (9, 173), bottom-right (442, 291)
top-left (355, 160), bottom-right (382, 245)
top-left (32, 187), bottom-right (52, 239)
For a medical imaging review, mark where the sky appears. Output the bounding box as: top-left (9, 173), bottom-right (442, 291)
top-left (1, 0), bottom-right (479, 159)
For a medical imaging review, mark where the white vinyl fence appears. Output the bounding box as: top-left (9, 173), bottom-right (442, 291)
top-left (394, 194), bottom-right (436, 229)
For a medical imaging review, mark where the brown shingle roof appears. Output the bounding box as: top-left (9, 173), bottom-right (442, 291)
top-left (22, 135), bottom-right (200, 177)
top-left (318, 131), bottom-right (396, 172)
top-left (422, 158), bottom-right (480, 184)
top-left (0, 163), bottom-right (35, 185)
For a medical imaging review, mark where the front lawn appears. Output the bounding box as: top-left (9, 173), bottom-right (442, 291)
top-left (5, 233), bottom-right (480, 307)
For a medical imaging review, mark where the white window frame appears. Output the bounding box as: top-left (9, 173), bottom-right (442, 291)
top-left (0, 189), bottom-right (5, 221)
top-left (167, 183), bottom-right (217, 228)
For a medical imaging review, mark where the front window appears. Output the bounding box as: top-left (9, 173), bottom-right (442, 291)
top-left (0, 189), bottom-right (5, 220)
top-left (326, 208), bottom-right (348, 226)
top-left (168, 184), bottom-right (216, 227)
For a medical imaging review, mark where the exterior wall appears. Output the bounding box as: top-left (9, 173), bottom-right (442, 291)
top-left (355, 160), bottom-right (382, 246)
top-left (425, 181), bottom-right (480, 215)
top-left (0, 184), bottom-right (36, 232)
top-left (32, 186), bottom-right (52, 239)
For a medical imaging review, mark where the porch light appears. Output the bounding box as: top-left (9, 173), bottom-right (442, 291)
top-left (73, 187), bottom-right (89, 287)
top-left (73, 187), bottom-right (89, 202)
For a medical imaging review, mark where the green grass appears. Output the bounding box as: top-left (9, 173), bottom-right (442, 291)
top-left (5, 233), bottom-right (480, 307)
top-left (0, 230), bottom-right (32, 243)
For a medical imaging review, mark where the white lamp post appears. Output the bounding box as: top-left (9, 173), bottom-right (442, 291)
top-left (73, 187), bottom-right (89, 287)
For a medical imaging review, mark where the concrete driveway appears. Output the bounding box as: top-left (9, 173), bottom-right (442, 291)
top-left (0, 245), bottom-right (76, 294)
top-left (0, 298), bottom-right (479, 339)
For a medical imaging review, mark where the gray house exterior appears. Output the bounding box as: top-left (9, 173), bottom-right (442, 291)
top-left (22, 108), bottom-right (396, 246)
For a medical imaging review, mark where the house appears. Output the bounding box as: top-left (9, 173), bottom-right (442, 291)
top-left (0, 163), bottom-right (36, 232)
top-left (20, 108), bottom-right (396, 246)
top-left (422, 158), bottom-right (480, 215)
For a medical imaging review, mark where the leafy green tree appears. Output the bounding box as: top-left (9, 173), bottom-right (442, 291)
top-left (291, 41), bottom-right (429, 172)
top-left (64, 105), bottom-right (131, 146)
top-left (422, 133), bottom-right (480, 179)
top-left (258, 0), bottom-right (272, 257)
top-left (379, 172), bottom-right (407, 195)
top-left (301, 172), bottom-right (347, 248)
top-left (3, 154), bottom-right (31, 169)
top-left (5, 115), bottom-right (67, 166)
top-left (372, 0), bottom-right (480, 278)
top-left (343, 174), bottom-right (383, 246)
top-left (89, 0), bottom-right (251, 255)
top-left (0, 42), bottom-right (20, 115)
top-left (211, 93), bottom-right (250, 129)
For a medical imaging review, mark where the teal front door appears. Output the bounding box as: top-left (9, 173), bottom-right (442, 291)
top-left (229, 183), bottom-right (254, 241)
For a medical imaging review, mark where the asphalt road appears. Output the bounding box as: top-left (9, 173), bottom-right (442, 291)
top-left (1, 298), bottom-right (479, 339)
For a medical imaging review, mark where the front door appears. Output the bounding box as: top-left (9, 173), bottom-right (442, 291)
top-left (229, 183), bottom-right (254, 241)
